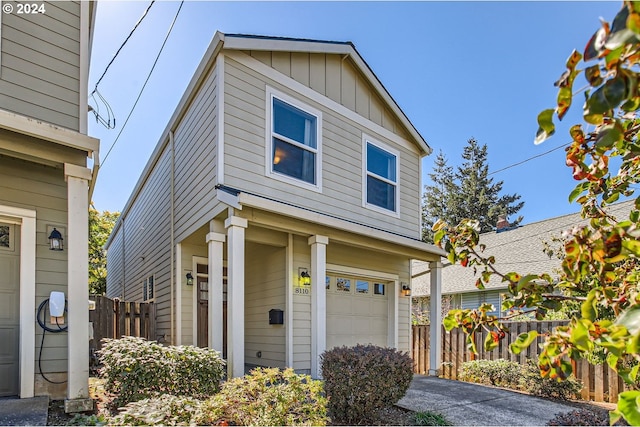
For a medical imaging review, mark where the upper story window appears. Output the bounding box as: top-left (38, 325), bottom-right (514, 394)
top-left (363, 135), bottom-right (400, 215)
top-left (143, 275), bottom-right (154, 302)
top-left (266, 87), bottom-right (322, 191)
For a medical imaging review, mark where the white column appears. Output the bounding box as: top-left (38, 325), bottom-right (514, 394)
top-left (309, 235), bottom-right (328, 379)
top-left (65, 163), bottom-right (91, 400)
top-left (206, 231), bottom-right (225, 354)
top-left (225, 216), bottom-right (247, 378)
top-left (429, 261), bottom-right (443, 376)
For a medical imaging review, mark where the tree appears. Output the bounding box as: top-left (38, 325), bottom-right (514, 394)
top-left (434, 2), bottom-right (640, 424)
top-left (422, 150), bottom-right (457, 242)
top-left (89, 203), bottom-right (120, 295)
top-left (421, 139), bottom-right (524, 242)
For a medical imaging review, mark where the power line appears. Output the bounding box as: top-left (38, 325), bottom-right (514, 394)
top-left (488, 142), bottom-right (570, 176)
top-left (101, 1), bottom-right (185, 167)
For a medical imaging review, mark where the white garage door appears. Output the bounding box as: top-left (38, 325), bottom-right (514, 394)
top-left (326, 275), bottom-right (389, 350)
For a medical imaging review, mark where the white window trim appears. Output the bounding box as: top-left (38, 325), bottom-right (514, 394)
top-left (143, 274), bottom-right (155, 302)
top-left (265, 86), bottom-right (323, 193)
top-left (362, 134), bottom-right (401, 218)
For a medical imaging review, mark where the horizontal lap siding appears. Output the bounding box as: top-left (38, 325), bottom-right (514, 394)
top-left (0, 155), bottom-right (69, 373)
top-left (0, 1), bottom-right (80, 131)
top-left (180, 243), bottom-right (207, 346)
top-left (119, 148), bottom-right (172, 341)
top-left (292, 235), bottom-right (311, 371)
top-left (245, 243), bottom-right (286, 367)
top-left (173, 64), bottom-right (218, 242)
top-left (105, 226), bottom-right (124, 298)
top-left (223, 56), bottom-right (421, 238)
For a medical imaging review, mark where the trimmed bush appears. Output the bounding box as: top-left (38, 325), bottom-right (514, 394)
top-left (199, 367), bottom-right (328, 426)
top-left (458, 359), bottom-right (522, 389)
top-left (520, 359), bottom-right (582, 400)
top-left (108, 394), bottom-right (207, 426)
top-left (98, 336), bottom-right (225, 408)
top-left (546, 408), bottom-right (629, 426)
top-left (320, 344), bottom-right (413, 425)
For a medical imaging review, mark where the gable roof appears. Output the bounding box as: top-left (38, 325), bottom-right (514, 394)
top-left (412, 200), bottom-right (636, 297)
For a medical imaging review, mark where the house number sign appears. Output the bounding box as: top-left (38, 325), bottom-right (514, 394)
top-left (294, 282), bottom-right (311, 295)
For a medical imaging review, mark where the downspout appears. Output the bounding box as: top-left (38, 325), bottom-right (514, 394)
top-left (170, 131), bottom-right (176, 344)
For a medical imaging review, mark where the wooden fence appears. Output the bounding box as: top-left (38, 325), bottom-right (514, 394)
top-left (89, 295), bottom-right (156, 357)
top-left (412, 322), bottom-right (628, 404)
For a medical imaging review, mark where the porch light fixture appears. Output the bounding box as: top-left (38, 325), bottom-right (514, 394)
top-left (401, 283), bottom-right (411, 297)
top-left (298, 267), bottom-right (311, 286)
top-left (186, 272), bottom-right (194, 286)
top-left (48, 228), bottom-right (64, 251)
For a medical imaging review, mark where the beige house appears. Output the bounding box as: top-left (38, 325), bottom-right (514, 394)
top-left (0, 0), bottom-right (98, 410)
top-left (105, 32), bottom-right (445, 378)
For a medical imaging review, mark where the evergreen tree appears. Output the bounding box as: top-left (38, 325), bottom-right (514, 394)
top-left (421, 138), bottom-right (524, 241)
top-left (421, 150), bottom-right (458, 242)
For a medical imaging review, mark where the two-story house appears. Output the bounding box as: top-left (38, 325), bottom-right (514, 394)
top-left (0, 0), bottom-right (97, 410)
top-left (105, 32), bottom-right (446, 379)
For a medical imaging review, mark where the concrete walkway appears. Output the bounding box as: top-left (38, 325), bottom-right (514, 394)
top-left (398, 375), bottom-right (598, 426)
top-left (0, 397), bottom-right (49, 426)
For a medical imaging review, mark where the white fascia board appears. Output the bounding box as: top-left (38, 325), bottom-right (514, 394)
top-left (237, 192), bottom-right (446, 258)
top-left (222, 34), bottom-right (353, 55)
top-left (0, 108), bottom-right (99, 155)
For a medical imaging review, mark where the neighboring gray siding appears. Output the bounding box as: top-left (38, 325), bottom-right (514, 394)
top-left (105, 224), bottom-right (124, 298)
top-left (461, 290), bottom-right (502, 317)
top-left (0, 155), bottom-right (68, 375)
top-left (223, 56), bottom-right (421, 239)
top-left (245, 243), bottom-right (286, 368)
top-left (173, 62), bottom-right (219, 242)
top-left (0, 1), bottom-right (81, 131)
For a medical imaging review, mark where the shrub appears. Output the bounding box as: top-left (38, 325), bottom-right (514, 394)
top-left (198, 367), bottom-right (328, 426)
top-left (320, 344), bottom-right (413, 425)
top-left (546, 408), bottom-right (629, 426)
top-left (520, 359), bottom-right (582, 400)
top-left (458, 359), bottom-right (522, 389)
top-left (98, 336), bottom-right (225, 408)
top-left (107, 394), bottom-right (207, 426)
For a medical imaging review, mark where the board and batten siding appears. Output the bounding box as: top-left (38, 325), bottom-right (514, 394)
top-left (245, 243), bottom-right (286, 368)
top-left (0, 155), bottom-right (69, 380)
top-left (173, 62), bottom-right (219, 243)
top-left (223, 55), bottom-right (421, 239)
top-left (109, 146), bottom-right (172, 342)
top-left (0, 1), bottom-right (81, 131)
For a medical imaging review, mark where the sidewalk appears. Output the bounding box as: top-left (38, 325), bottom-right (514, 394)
top-left (397, 375), bottom-right (599, 426)
top-left (0, 397), bottom-right (49, 426)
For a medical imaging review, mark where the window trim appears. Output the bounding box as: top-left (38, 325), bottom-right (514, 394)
top-left (265, 86), bottom-right (322, 192)
top-left (143, 274), bottom-right (155, 302)
top-left (362, 134), bottom-right (400, 217)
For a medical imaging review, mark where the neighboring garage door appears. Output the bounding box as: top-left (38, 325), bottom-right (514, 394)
top-left (0, 223), bottom-right (19, 397)
top-left (326, 275), bottom-right (389, 350)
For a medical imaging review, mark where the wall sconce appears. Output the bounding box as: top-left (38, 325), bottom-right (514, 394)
top-left (48, 228), bottom-right (64, 251)
top-left (186, 272), bottom-right (194, 286)
top-left (401, 283), bottom-right (411, 297)
top-left (298, 267), bottom-right (311, 286)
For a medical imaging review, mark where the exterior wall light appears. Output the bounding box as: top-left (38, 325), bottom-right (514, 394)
top-left (186, 272), bottom-right (194, 286)
top-left (48, 228), bottom-right (64, 251)
top-left (401, 283), bottom-right (411, 297)
top-left (298, 267), bottom-right (311, 286)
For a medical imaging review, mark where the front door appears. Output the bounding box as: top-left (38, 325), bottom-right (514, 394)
top-left (0, 223), bottom-right (20, 396)
top-left (196, 261), bottom-right (227, 358)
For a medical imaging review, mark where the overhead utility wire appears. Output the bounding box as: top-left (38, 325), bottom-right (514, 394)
top-left (487, 142), bottom-right (571, 176)
top-left (101, 1), bottom-right (185, 167)
top-left (92, 1), bottom-right (156, 94)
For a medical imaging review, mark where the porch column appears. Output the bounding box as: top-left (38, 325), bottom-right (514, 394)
top-left (429, 261), bottom-right (443, 376)
top-left (309, 235), bottom-right (328, 379)
top-left (206, 231), bottom-right (225, 354)
top-left (225, 216), bottom-right (247, 378)
top-left (64, 164), bottom-right (92, 409)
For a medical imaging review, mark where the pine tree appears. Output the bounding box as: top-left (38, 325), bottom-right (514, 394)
top-left (421, 150), bottom-right (458, 242)
top-left (421, 138), bottom-right (524, 241)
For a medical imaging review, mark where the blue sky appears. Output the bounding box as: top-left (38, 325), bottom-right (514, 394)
top-left (88, 1), bottom-right (624, 226)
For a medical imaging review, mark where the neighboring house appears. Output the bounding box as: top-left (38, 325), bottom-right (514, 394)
top-left (412, 200), bottom-right (636, 320)
top-left (105, 32), bottom-right (446, 379)
top-left (0, 0), bottom-right (98, 409)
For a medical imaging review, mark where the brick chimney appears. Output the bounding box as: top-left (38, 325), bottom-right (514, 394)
top-left (496, 215), bottom-right (510, 232)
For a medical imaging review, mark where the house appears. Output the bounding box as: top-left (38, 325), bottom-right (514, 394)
top-left (0, 0), bottom-right (98, 410)
top-left (412, 200), bottom-right (636, 320)
top-left (105, 32), bottom-right (446, 379)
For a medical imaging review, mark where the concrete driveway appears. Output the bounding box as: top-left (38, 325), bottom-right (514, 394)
top-left (0, 397), bottom-right (48, 426)
top-left (397, 375), bottom-right (607, 426)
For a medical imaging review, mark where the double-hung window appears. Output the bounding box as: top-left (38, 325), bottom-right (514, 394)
top-left (364, 136), bottom-right (399, 214)
top-left (267, 88), bottom-right (321, 190)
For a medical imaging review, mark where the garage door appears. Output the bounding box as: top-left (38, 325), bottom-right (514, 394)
top-left (326, 275), bottom-right (389, 350)
top-left (0, 223), bottom-right (19, 397)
